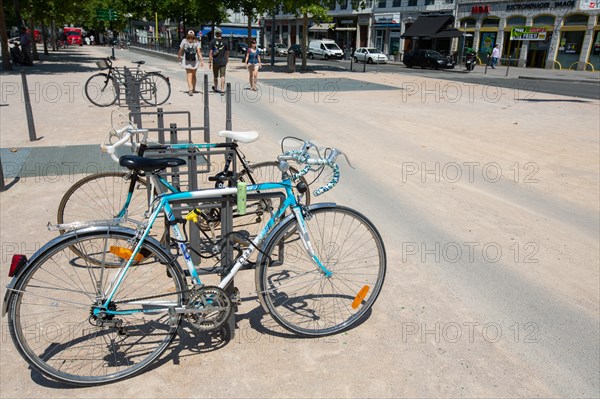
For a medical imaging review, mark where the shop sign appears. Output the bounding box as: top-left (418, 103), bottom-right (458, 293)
top-left (506, 1), bottom-right (575, 11)
top-left (510, 26), bottom-right (548, 40)
top-left (374, 14), bottom-right (401, 25)
top-left (579, 0), bottom-right (600, 10)
top-left (358, 15), bottom-right (370, 24)
top-left (472, 5), bottom-right (491, 13)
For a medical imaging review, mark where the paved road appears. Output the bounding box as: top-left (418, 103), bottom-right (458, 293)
top-left (297, 58), bottom-right (600, 100)
top-left (1, 46), bottom-right (598, 397)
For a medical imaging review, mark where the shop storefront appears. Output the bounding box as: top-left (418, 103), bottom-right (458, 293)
top-left (590, 15), bottom-right (600, 69)
top-left (372, 13), bottom-right (402, 55)
top-left (458, 0), bottom-right (600, 69)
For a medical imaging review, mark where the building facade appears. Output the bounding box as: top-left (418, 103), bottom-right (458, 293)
top-left (263, 0), bottom-right (599, 69)
top-left (457, 0), bottom-right (600, 69)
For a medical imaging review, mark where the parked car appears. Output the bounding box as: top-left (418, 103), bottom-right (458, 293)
top-left (353, 47), bottom-right (388, 64)
top-left (237, 42), bottom-right (248, 54)
top-left (272, 43), bottom-right (288, 56)
top-left (288, 44), bottom-right (302, 56)
top-left (257, 44), bottom-right (268, 56)
top-left (402, 49), bottom-right (455, 69)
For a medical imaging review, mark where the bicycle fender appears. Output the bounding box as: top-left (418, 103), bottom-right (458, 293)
top-left (2, 226), bottom-right (171, 317)
top-left (255, 202), bottom-right (336, 269)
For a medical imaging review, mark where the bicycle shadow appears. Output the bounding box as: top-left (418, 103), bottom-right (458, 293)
top-left (27, 295), bottom-right (372, 388)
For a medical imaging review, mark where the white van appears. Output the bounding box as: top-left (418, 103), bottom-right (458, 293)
top-left (308, 39), bottom-right (343, 60)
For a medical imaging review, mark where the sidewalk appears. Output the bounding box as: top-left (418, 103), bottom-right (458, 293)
top-left (128, 44), bottom-right (600, 84)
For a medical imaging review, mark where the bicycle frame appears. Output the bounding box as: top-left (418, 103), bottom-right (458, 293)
top-left (96, 175), bottom-right (330, 317)
top-left (115, 141), bottom-right (257, 220)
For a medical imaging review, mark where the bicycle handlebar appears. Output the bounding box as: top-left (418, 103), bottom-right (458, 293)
top-left (100, 125), bottom-right (148, 162)
top-left (278, 139), bottom-right (345, 197)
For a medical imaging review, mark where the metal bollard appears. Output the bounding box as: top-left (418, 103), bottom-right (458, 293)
top-left (225, 83), bottom-right (232, 133)
top-left (506, 56), bottom-right (511, 77)
top-left (21, 70), bottom-right (37, 141)
top-left (204, 74), bottom-right (210, 143)
top-left (0, 156), bottom-right (5, 191)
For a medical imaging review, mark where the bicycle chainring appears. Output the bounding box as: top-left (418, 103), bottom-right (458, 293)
top-left (186, 286), bottom-right (232, 332)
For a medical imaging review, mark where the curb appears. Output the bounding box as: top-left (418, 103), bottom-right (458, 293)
top-left (517, 75), bottom-right (600, 85)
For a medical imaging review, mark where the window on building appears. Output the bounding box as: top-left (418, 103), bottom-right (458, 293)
top-left (425, 0), bottom-right (434, 5)
top-left (408, 0), bottom-right (417, 6)
top-left (329, 2), bottom-right (336, 10)
top-left (482, 17), bottom-right (500, 27)
top-left (506, 16), bottom-right (527, 26)
top-left (459, 18), bottom-right (476, 28)
top-left (392, 0), bottom-right (401, 6)
top-left (533, 15), bottom-right (555, 26)
top-left (564, 14), bottom-right (588, 26)
top-left (378, 0), bottom-right (387, 7)
top-left (444, 0), bottom-right (454, 3)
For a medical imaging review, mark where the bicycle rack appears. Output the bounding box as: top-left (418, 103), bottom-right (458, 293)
top-left (125, 79), bottom-right (281, 338)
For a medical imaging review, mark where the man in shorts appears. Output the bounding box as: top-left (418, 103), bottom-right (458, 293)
top-left (209, 29), bottom-right (229, 94)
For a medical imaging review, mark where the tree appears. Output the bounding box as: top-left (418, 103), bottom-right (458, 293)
top-left (279, 0), bottom-right (366, 71)
top-left (280, 1), bottom-right (334, 71)
top-left (0, 0), bottom-right (11, 71)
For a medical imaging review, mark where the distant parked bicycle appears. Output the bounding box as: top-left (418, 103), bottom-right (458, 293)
top-left (85, 57), bottom-right (171, 107)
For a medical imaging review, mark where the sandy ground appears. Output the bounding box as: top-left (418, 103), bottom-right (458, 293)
top-left (0, 45), bottom-right (598, 397)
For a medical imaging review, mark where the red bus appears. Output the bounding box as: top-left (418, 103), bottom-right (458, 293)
top-left (63, 27), bottom-right (83, 45)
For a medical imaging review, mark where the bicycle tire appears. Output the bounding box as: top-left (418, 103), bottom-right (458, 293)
top-left (140, 73), bottom-right (171, 106)
top-left (57, 171), bottom-right (149, 233)
top-left (256, 205), bottom-right (386, 337)
top-left (233, 162), bottom-right (310, 248)
top-left (84, 73), bottom-right (118, 107)
top-left (6, 228), bottom-right (186, 386)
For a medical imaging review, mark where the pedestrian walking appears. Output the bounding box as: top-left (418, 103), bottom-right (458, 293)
top-left (18, 27), bottom-right (33, 66)
top-left (209, 29), bottom-right (229, 94)
top-left (245, 40), bottom-right (262, 91)
top-left (178, 30), bottom-right (204, 96)
top-left (491, 44), bottom-right (500, 69)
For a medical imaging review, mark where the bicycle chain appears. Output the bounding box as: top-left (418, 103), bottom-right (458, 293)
top-left (111, 288), bottom-right (191, 306)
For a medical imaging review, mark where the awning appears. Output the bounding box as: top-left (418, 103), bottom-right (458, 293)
top-left (401, 16), bottom-right (453, 38)
top-left (335, 27), bottom-right (357, 31)
top-left (430, 28), bottom-right (466, 38)
top-left (200, 26), bottom-right (260, 38)
top-left (309, 23), bottom-right (334, 32)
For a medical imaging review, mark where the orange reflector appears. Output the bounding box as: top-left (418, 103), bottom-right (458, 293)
top-left (109, 246), bottom-right (144, 263)
top-left (352, 285), bottom-right (370, 309)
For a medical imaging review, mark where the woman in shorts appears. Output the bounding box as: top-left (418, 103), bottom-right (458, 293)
top-left (244, 40), bottom-right (262, 91)
top-left (178, 30), bottom-right (204, 95)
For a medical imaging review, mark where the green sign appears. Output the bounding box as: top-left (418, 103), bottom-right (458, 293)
top-left (96, 8), bottom-right (118, 21)
top-left (510, 26), bottom-right (548, 41)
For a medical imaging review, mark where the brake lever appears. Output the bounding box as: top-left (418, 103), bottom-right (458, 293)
top-left (327, 148), bottom-right (355, 169)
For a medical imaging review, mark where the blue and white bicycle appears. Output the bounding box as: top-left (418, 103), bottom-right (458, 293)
top-left (3, 138), bottom-right (386, 385)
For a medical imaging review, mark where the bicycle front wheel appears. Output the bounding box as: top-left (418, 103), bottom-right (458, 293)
top-left (140, 73), bottom-right (171, 106)
top-left (256, 205), bottom-right (386, 336)
top-left (6, 228), bottom-right (186, 385)
top-left (85, 73), bottom-right (118, 107)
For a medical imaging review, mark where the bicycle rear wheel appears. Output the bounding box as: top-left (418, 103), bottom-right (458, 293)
top-left (140, 73), bottom-right (171, 106)
top-left (6, 228), bottom-right (186, 385)
top-left (256, 205), bottom-right (386, 336)
top-left (57, 172), bottom-right (149, 232)
top-left (85, 73), bottom-right (118, 107)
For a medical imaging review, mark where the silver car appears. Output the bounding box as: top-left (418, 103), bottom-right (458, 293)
top-left (273, 43), bottom-right (288, 56)
top-left (353, 47), bottom-right (388, 64)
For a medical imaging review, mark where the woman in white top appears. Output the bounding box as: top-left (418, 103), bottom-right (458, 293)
top-left (178, 30), bottom-right (204, 95)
